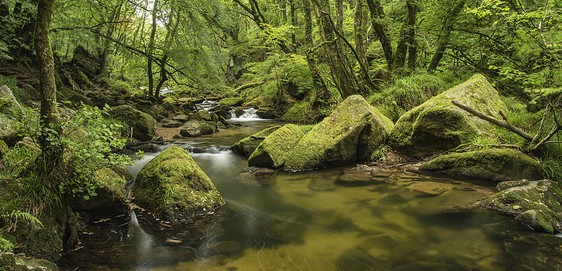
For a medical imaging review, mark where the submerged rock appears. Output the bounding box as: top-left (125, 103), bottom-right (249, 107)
top-left (180, 119), bottom-right (216, 137)
top-left (389, 74), bottom-right (507, 159)
top-left (481, 179), bottom-right (562, 233)
top-left (284, 95), bottom-right (394, 171)
top-left (109, 105), bottom-right (157, 141)
top-left (132, 146), bottom-right (225, 224)
top-left (248, 124), bottom-right (304, 168)
top-left (231, 126), bottom-right (280, 157)
top-left (420, 148), bottom-right (543, 182)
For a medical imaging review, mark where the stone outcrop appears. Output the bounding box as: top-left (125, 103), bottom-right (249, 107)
top-left (248, 124), bottom-right (304, 168)
top-left (284, 95), bottom-right (394, 171)
top-left (420, 148), bottom-right (543, 182)
top-left (389, 74), bottom-right (507, 158)
top-left (132, 146), bottom-right (224, 224)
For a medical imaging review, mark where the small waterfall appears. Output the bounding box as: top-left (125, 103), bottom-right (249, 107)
top-left (195, 100), bottom-right (218, 111)
top-left (230, 108), bottom-right (263, 121)
top-left (128, 211), bottom-right (155, 255)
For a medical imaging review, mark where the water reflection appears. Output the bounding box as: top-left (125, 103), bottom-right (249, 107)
top-left (59, 121), bottom-right (562, 271)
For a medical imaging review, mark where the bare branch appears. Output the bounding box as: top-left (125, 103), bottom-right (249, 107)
top-left (451, 100), bottom-right (534, 141)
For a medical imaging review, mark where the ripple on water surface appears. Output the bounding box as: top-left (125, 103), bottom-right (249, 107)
top-left (59, 122), bottom-right (562, 271)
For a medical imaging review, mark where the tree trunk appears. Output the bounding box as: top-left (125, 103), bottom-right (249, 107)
top-left (428, 0), bottom-right (467, 72)
top-left (407, 2), bottom-right (418, 70)
top-left (35, 0), bottom-right (62, 175)
top-left (394, 0), bottom-right (418, 69)
top-left (147, 0), bottom-right (159, 97)
top-left (313, 0), bottom-right (357, 98)
top-left (354, 0), bottom-right (366, 68)
top-left (366, 0), bottom-right (393, 69)
top-left (302, 0), bottom-right (329, 102)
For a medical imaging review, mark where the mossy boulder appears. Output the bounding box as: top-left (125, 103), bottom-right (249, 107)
top-left (231, 126), bottom-right (280, 157)
top-left (0, 140), bottom-right (7, 158)
top-left (132, 146), bottom-right (225, 223)
top-left (220, 97), bottom-right (243, 107)
top-left (389, 74), bottom-right (507, 158)
top-left (194, 110), bottom-right (212, 121)
top-left (284, 95), bottom-right (394, 172)
top-left (109, 105), bottom-right (157, 141)
top-left (180, 119), bottom-right (216, 137)
top-left (0, 85), bottom-right (21, 114)
top-left (481, 179), bottom-right (562, 233)
top-left (0, 116), bottom-right (20, 147)
top-left (71, 168), bottom-right (128, 219)
top-left (248, 124), bottom-right (304, 168)
top-left (420, 148), bottom-right (543, 182)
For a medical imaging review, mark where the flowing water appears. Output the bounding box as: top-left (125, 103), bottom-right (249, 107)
top-left (59, 120), bottom-right (562, 271)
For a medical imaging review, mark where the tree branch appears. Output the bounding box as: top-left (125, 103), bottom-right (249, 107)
top-left (451, 100), bottom-right (534, 141)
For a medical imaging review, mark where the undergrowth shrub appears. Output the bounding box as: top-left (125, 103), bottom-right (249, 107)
top-left (368, 72), bottom-right (448, 121)
top-left (0, 103), bottom-right (139, 235)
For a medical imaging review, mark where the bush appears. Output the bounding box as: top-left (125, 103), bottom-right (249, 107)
top-left (368, 72), bottom-right (448, 121)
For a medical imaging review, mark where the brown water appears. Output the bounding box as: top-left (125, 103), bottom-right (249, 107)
top-left (59, 120), bottom-right (562, 271)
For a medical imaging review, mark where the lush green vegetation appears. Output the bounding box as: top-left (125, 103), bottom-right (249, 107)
top-left (0, 0), bottom-right (560, 266)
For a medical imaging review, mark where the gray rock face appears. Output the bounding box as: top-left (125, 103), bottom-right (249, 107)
top-left (180, 119), bottom-right (216, 137)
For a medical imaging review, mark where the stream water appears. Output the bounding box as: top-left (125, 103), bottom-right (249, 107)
top-left (59, 120), bottom-right (562, 271)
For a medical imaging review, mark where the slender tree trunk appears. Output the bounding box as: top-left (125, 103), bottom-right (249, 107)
top-left (147, 0), bottom-right (159, 97)
top-left (407, 2), bottom-right (418, 69)
top-left (428, 0), bottom-right (467, 72)
top-left (335, 0), bottom-right (344, 52)
top-left (302, 0), bottom-right (329, 102)
top-left (366, 0), bottom-right (393, 69)
top-left (35, 0), bottom-right (62, 175)
top-left (354, 0), bottom-right (366, 68)
top-left (394, 0), bottom-right (417, 69)
top-left (290, 0), bottom-right (296, 44)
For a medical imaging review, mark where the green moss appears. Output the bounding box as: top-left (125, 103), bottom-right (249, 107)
top-left (248, 124), bottom-right (304, 168)
top-left (0, 140), bottom-right (7, 158)
top-left (180, 119), bottom-right (216, 137)
top-left (219, 97), bottom-right (243, 107)
top-left (389, 74), bottom-right (508, 158)
top-left (420, 148), bottom-right (543, 181)
top-left (284, 95), bottom-right (394, 172)
top-left (132, 146), bottom-right (225, 223)
top-left (231, 127), bottom-right (280, 157)
top-left (109, 105), bottom-right (157, 141)
top-left (280, 101), bottom-right (332, 124)
top-left (482, 180), bottom-right (562, 233)
top-left (94, 168), bottom-right (126, 198)
top-left (0, 237), bottom-right (14, 252)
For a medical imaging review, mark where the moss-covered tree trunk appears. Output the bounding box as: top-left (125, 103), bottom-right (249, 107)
top-left (35, 0), bottom-right (63, 176)
top-left (366, 0), bottom-right (393, 69)
top-left (427, 0), bottom-right (466, 72)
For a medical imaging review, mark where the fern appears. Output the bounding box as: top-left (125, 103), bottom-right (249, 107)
top-left (1, 210), bottom-right (43, 232)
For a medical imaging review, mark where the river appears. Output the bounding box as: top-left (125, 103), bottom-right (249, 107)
top-left (59, 119), bottom-right (562, 271)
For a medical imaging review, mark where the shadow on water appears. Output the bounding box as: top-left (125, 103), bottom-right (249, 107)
top-left (59, 121), bottom-right (562, 271)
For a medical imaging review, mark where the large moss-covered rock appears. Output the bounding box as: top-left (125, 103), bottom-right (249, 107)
top-left (481, 179), bottom-right (562, 233)
top-left (71, 168), bottom-right (128, 219)
top-left (132, 146), bottom-right (225, 223)
top-left (248, 124), bottom-right (304, 168)
top-left (284, 95), bottom-right (394, 171)
top-left (219, 97), bottom-right (243, 107)
top-left (0, 116), bottom-right (20, 147)
top-left (231, 126), bottom-right (280, 157)
top-left (0, 85), bottom-right (21, 114)
top-left (420, 148), bottom-right (543, 182)
top-left (389, 74), bottom-right (507, 158)
top-left (109, 105), bottom-right (157, 141)
top-left (180, 119), bottom-right (216, 137)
